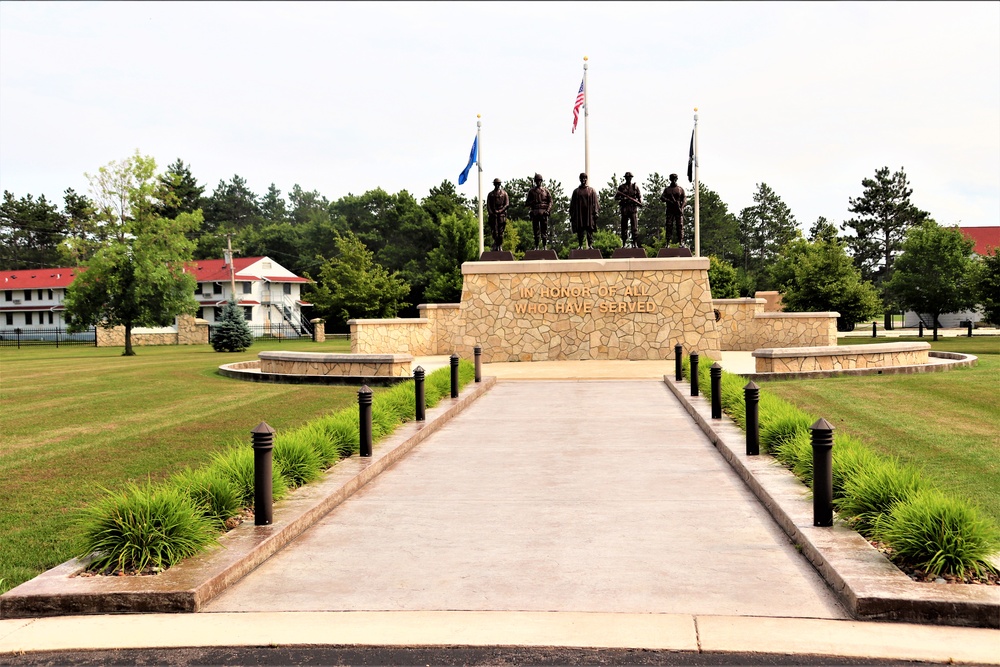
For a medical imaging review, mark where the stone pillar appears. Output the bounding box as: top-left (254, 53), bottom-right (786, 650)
top-left (311, 318), bottom-right (326, 343)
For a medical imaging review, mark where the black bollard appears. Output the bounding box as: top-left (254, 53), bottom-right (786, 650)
top-left (358, 385), bottom-right (373, 457)
top-left (251, 422), bottom-right (276, 526)
top-left (690, 352), bottom-right (700, 397)
top-left (450, 353), bottom-right (460, 398)
top-left (918, 321), bottom-right (924, 337)
top-left (872, 321), bottom-right (877, 338)
top-left (811, 418), bottom-right (835, 527)
top-left (710, 362), bottom-right (722, 419)
top-left (744, 381), bottom-right (760, 456)
top-left (674, 343), bottom-right (683, 381)
top-left (413, 366), bottom-right (426, 422)
top-left (474, 345), bottom-right (482, 382)
top-left (968, 321), bottom-right (973, 337)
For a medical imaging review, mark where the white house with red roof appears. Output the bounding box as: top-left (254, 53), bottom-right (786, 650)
top-left (1, 256), bottom-right (311, 334)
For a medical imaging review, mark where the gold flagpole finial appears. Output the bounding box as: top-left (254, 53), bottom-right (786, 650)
top-left (583, 55), bottom-right (588, 61)
top-left (477, 114), bottom-right (481, 118)
top-left (694, 107), bottom-right (698, 112)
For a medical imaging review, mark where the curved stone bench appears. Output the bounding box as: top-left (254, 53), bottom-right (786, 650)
top-left (752, 342), bottom-right (931, 373)
top-left (218, 352), bottom-right (414, 386)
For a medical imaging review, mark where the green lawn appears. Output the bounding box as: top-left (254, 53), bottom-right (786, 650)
top-left (0, 338), bottom-right (355, 593)
top-left (762, 337), bottom-right (1000, 525)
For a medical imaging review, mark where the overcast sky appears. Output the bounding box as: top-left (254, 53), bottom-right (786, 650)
top-left (2, 1), bottom-right (998, 230)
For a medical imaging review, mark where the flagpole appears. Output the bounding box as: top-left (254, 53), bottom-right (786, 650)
top-left (693, 107), bottom-right (700, 257)
top-left (583, 56), bottom-right (590, 177)
top-left (477, 115), bottom-right (484, 256)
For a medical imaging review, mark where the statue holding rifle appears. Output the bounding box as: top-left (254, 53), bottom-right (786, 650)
top-left (615, 171), bottom-right (643, 247)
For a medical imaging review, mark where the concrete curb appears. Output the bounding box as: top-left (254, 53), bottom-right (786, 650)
top-left (0, 378), bottom-right (497, 619)
top-left (663, 374), bottom-right (1000, 629)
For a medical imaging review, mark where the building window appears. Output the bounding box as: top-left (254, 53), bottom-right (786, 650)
top-left (213, 307), bottom-right (223, 321)
top-left (194, 283), bottom-right (202, 295)
top-left (242, 281), bottom-right (252, 294)
top-left (23, 290), bottom-right (31, 301)
top-left (37, 289), bottom-right (44, 300)
top-left (262, 262), bottom-right (272, 269)
top-left (4, 291), bottom-right (11, 302)
top-left (25, 312), bottom-right (32, 325)
top-left (46, 312), bottom-right (52, 324)
top-left (243, 306), bottom-right (253, 321)
top-left (196, 307), bottom-right (203, 319)
top-left (283, 283), bottom-right (291, 295)
top-left (4, 313), bottom-right (12, 326)
top-left (213, 283), bottom-right (222, 295)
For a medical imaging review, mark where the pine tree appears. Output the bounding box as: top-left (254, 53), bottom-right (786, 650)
top-left (211, 298), bottom-right (254, 353)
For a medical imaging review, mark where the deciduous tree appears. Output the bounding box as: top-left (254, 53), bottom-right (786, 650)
top-left (65, 152), bottom-right (200, 355)
top-left (885, 221), bottom-right (979, 339)
top-left (306, 231), bottom-right (409, 332)
top-left (977, 249), bottom-right (1000, 326)
top-left (423, 211), bottom-right (478, 303)
top-left (770, 237), bottom-right (881, 331)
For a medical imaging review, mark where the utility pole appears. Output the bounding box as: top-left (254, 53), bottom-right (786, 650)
top-left (225, 234), bottom-right (237, 297)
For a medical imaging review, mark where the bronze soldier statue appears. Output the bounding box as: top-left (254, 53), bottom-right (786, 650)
top-left (526, 173), bottom-right (553, 250)
top-left (569, 172), bottom-right (599, 249)
top-left (615, 171), bottom-right (643, 247)
top-left (486, 178), bottom-right (509, 252)
top-left (660, 173), bottom-right (686, 245)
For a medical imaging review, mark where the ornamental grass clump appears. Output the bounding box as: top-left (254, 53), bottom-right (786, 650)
top-left (170, 467), bottom-right (243, 531)
top-left (882, 489), bottom-right (1000, 578)
top-left (759, 407), bottom-right (813, 463)
top-left (297, 422), bottom-right (340, 468)
top-left (834, 457), bottom-right (924, 538)
top-left (209, 444), bottom-right (289, 507)
top-left (78, 481), bottom-right (216, 574)
top-left (831, 433), bottom-right (881, 500)
top-left (316, 409), bottom-right (360, 458)
top-left (273, 431), bottom-right (323, 487)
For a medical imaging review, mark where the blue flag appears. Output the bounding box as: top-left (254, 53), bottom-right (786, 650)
top-left (458, 135), bottom-right (478, 185)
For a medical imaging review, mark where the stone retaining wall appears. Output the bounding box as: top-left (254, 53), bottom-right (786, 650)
top-left (417, 304), bottom-right (462, 355)
top-left (95, 315), bottom-right (209, 347)
top-left (258, 351), bottom-right (413, 377)
top-left (349, 318), bottom-right (434, 356)
top-left (456, 258), bottom-right (721, 362)
top-left (713, 299), bottom-right (838, 350)
top-left (753, 342), bottom-right (931, 373)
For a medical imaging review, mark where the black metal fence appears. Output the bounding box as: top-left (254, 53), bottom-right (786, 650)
top-left (0, 327), bottom-right (97, 348)
top-left (209, 323), bottom-right (311, 342)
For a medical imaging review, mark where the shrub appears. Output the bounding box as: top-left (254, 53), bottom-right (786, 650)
top-left (318, 408), bottom-right (360, 458)
top-left (759, 408), bottom-right (813, 462)
top-left (834, 457), bottom-right (924, 538)
top-left (170, 467), bottom-right (243, 530)
top-left (831, 433), bottom-right (881, 500)
top-left (273, 431), bottom-right (323, 487)
top-left (296, 422), bottom-right (340, 468)
top-left (78, 481), bottom-right (216, 574)
top-left (788, 430), bottom-right (816, 485)
top-left (882, 489), bottom-right (1000, 578)
top-left (211, 298), bottom-right (254, 353)
top-left (208, 444), bottom-right (289, 507)
top-left (375, 382), bottom-right (416, 423)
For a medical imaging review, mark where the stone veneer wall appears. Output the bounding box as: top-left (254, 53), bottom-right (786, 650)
top-left (96, 315), bottom-right (209, 347)
top-left (754, 291), bottom-right (783, 312)
top-left (455, 258), bottom-right (721, 362)
top-left (349, 318), bottom-right (434, 356)
top-left (258, 351), bottom-right (412, 377)
top-left (417, 304), bottom-right (462, 355)
top-left (753, 343), bottom-right (930, 373)
top-left (310, 319), bottom-right (325, 343)
top-left (712, 299), bottom-right (838, 351)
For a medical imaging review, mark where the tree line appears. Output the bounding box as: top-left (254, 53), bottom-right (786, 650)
top-left (2, 153), bottom-right (997, 343)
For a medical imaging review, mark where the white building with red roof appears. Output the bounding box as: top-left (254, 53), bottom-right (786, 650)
top-left (1, 256), bottom-right (311, 334)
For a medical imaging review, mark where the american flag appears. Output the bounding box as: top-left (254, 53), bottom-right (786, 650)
top-left (572, 79), bottom-right (585, 133)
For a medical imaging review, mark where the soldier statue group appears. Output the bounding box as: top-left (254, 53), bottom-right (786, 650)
top-left (486, 171), bottom-right (687, 253)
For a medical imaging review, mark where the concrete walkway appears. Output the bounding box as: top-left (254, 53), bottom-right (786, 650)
top-left (206, 380), bottom-right (843, 617)
top-left (3, 365), bottom-right (999, 664)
